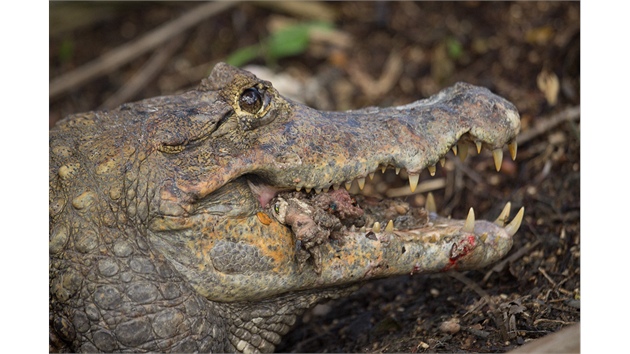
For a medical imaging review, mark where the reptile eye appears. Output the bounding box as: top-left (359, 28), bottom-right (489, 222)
top-left (239, 88), bottom-right (263, 114)
top-left (274, 203), bottom-right (280, 214)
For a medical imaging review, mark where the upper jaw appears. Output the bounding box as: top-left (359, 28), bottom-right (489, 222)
top-left (177, 82), bottom-right (520, 204)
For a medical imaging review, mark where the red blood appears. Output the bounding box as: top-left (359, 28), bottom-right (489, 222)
top-left (442, 235), bottom-right (477, 271)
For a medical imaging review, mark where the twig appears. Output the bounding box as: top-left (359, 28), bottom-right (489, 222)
top-left (50, 1), bottom-right (237, 100)
top-left (347, 52), bottom-right (404, 99)
top-left (538, 267), bottom-right (557, 287)
top-left (516, 105), bottom-right (580, 145)
top-left (385, 177), bottom-right (446, 198)
top-left (99, 35), bottom-right (186, 110)
top-left (532, 318), bottom-right (576, 326)
top-left (483, 240), bottom-right (541, 283)
top-left (448, 271), bottom-right (494, 310)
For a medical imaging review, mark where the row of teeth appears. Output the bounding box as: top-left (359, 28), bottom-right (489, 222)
top-left (295, 141), bottom-right (518, 194)
top-left (354, 193), bottom-right (524, 238)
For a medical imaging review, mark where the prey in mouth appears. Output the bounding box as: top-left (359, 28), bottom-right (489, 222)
top-left (146, 63), bottom-right (524, 302)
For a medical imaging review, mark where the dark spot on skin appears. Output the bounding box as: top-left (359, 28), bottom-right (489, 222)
top-left (365, 231), bottom-right (377, 240)
top-left (401, 246), bottom-right (406, 254)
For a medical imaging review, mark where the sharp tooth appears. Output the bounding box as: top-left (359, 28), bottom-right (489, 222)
top-left (381, 165), bottom-right (387, 173)
top-left (426, 192), bottom-right (437, 213)
top-left (428, 165), bottom-right (436, 176)
top-left (360, 226), bottom-right (366, 233)
top-left (462, 207), bottom-right (475, 233)
top-left (385, 220), bottom-right (394, 233)
top-left (475, 141), bottom-right (482, 154)
top-left (480, 233), bottom-right (488, 242)
top-left (315, 188), bottom-right (322, 194)
top-left (345, 181), bottom-right (353, 191)
top-left (305, 187), bottom-right (312, 193)
top-left (357, 177), bottom-right (366, 190)
top-left (350, 225), bottom-right (356, 232)
top-left (395, 167), bottom-right (401, 175)
top-left (333, 183), bottom-right (340, 190)
top-left (408, 173), bottom-right (419, 193)
top-left (494, 202), bottom-right (512, 226)
top-left (324, 185), bottom-right (330, 193)
top-left (505, 207), bottom-right (525, 237)
top-left (440, 157), bottom-right (446, 167)
top-left (369, 172), bottom-right (375, 180)
top-left (458, 142), bottom-right (468, 161)
top-left (296, 186), bottom-right (302, 192)
top-left (452, 145), bottom-right (458, 156)
top-left (373, 222), bottom-right (381, 233)
top-left (492, 148), bottom-right (503, 171)
top-left (508, 141), bottom-right (518, 160)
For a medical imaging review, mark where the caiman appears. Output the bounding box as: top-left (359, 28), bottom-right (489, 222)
top-left (49, 62), bottom-right (523, 353)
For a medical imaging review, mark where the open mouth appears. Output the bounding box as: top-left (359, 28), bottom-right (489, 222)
top-left (243, 140), bottom-right (524, 275)
top-left (148, 78), bottom-right (525, 301)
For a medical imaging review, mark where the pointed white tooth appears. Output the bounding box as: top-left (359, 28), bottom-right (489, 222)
top-left (373, 222), bottom-right (381, 233)
top-left (505, 207), bottom-right (525, 236)
top-left (508, 141), bottom-right (518, 160)
top-left (360, 226), bottom-right (366, 232)
top-left (315, 188), bottom-right (322, 194)
top-left (345, 181), bottom-right (353, 191)
top-left (369, 172), bottom-right (375, 180)
top-left (395, 167), bottom-right (401, 175)
top-left (426, 192), bottom-right (437, 213)
top-left (385, 220), bottom-right (394, 233)
top-left (324, 185), bottom-right (330, 193)
top-left (494, 202), bottom-right (512, 227)
top-left (492, 148), bottom-right (503, 171)
top-left (357, 177), bottom-right (366, 190)
top-left (296, 186), bottom-right (302, 192)
top-left (462, 207), bottom-right (475, 233)
top-left (305, 187), bottom-right (312, 193)
top-left (428, 165), bottom-right (436, 176)
top-left (381, 165), bottom-right (387, 173)
top-left (440, 157), bottom-right (446, 167)
top-left (333, 183), bottom-right (340, 190)
top-left (452, 145), bottom-right (458, 156)
top-left (350, 225), bottom-right (356, 232)
top-left (475, 141), bottom-right (482, 154)
top-left (458, 142), bottom-right (468, 162)
top-left (408, 173), bottom-right (419, 193)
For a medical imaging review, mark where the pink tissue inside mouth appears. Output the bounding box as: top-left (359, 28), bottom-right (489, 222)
top-left (247, 180), bottom-right (284, 207)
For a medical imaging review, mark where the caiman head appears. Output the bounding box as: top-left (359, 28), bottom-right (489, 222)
top-left (136, 63), bottom-right (523, 300)
top-left (50, 62), bottom-right (523, 352)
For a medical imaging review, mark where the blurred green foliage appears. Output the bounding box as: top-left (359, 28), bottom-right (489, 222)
top-left (225, 21), bottom-right (333, 67)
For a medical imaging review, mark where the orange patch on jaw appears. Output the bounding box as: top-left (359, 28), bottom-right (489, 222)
top-left (257, 212), bottom-right (272, 225)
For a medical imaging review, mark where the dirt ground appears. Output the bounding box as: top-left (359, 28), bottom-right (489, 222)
top-left (49, 2), bottom-right (580, 352)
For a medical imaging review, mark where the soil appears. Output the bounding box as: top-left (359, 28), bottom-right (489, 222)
top-left (49, 2), bottom-right (580, 352)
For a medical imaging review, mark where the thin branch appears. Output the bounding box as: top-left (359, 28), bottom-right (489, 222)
top-left (99, 35), bottom-right (186, 110)
top-left (50, 1), bottom-right (237, 100)
top-left (516, 105), bottom-right (580, 145)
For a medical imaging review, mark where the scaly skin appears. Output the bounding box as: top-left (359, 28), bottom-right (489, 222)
top-left (49, 62), bottom-right (522, 352)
